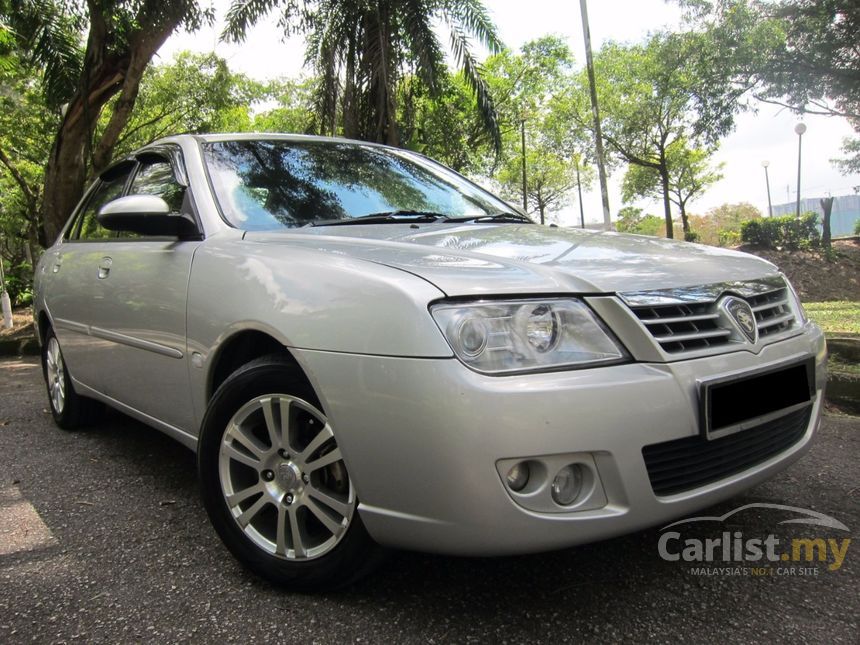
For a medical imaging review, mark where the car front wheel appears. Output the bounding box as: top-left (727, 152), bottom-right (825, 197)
top-left (198, 355), bottom-right (382, 590)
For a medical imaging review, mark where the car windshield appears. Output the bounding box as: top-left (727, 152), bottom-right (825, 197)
top-left (202, 139), bottom-right (511, 230)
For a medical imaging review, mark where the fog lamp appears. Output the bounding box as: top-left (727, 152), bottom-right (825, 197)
top-left (505, 462), bottom-right (530, 492)
top-left (551, 464), bottom-right (583, 506)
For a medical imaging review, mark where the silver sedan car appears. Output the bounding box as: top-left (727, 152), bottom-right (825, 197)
top-left (34, 134), bottom-right (827, 589)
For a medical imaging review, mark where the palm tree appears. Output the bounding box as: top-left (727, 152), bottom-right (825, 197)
top-left (224, 0), bottom-right (503, 152)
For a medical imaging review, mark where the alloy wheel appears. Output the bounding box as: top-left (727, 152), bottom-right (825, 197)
top-left (45, 337), bottom-right (66, 414)
top-left (218, 394), bottom-right (355, 561)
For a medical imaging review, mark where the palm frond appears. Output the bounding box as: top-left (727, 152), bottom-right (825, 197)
top-left (5, 0), bottom-right (83, 108)
top-left (440, 0), bottom-right (503, 54)
top-left (223, 0), bottom-right (289, 42)
top-left (447, 22), bottom-right (501, 154)
top-left (400, 0), bottom-right (444, 92)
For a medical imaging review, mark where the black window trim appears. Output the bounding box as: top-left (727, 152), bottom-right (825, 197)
top-left (62, 143), bottom-right (203, 244)
top-left (63, 159), bottom-right (136, 243)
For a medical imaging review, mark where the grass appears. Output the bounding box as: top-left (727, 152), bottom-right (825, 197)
top-left (804, 301), bottom-right (860, 337)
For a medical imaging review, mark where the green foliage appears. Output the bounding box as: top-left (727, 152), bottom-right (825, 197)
top-left (481, 36), bottom-right (590, 222)
top-left (854, 219), bottom-right (860, 236)
top-left (4, 0), bottom-right (213, 110)
top-left (2, 260), bottom-right (33, 306)
top-left (0, 45), bottom-right (57, 271)
top-left (101, 52), bottom-right (306, 157)
top-left (679, 1), bottom-right (860, 174)
top-left (741, 212), bottom-right (820, 250)
top-left (570, 31), bottom-right (747, 237)
top-left (832, 137), bottom-right (860, 186)
top-left (398, 69), bottom-right (492, 174)
top-left (615, 207), bottom-right (665, 236)
top-left (718, 229), bottom-right (742, 247)
top-left (621, 139), bottom-right (724, 231)
top-left (684, 231), bottom-right (700, 243)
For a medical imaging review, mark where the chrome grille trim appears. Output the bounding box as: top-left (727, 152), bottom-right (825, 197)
top-left (620, 277), bottom-right (799, 355)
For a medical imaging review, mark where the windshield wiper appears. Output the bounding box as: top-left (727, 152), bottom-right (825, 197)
top-left (447, 212), bottom-right (534, 224)
top-left (307, 211), bottom-right (451, 227)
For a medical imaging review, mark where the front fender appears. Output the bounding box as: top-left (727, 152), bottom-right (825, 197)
top-left (185, 236), bottom-right (453, 429)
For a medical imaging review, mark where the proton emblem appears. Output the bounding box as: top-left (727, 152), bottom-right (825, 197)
top-left (720, 296), bottom-right (758, 343)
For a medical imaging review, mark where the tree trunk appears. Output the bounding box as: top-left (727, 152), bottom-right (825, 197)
top-left (342, 40), bottom-right (357, 139)
top-left (659, 164), bottom-right (673, 239)
top-left (679, 200), bottom-right (689, 234)
top-left (39, 12), bottom-right (186, 244)
top-left (820, 197), bottom-right (834, 251)
top-left (41, 119), bottom-right (92, 243)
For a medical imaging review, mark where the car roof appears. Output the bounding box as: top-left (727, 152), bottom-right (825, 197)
top-left (155, 132), bottom-right (396, 149)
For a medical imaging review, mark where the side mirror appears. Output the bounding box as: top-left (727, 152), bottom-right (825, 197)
top-left (97, 195), bottom-right (199, 237)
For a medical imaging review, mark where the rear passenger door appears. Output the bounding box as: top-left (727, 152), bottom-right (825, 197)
top-left (88, 150), bottom-right (202, 432)
top-left (44, 163), bottom-right (135, 393)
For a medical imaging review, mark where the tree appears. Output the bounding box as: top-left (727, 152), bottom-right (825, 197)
top-left (497, 148), bottom-right (576, 224)
top-left (615, 206), bottom-right (665, 236)
top-left (570, 32), bottom-right (749, 238)
top-left (100, 51), bottom-right (279, 158)
top-left (0, 38), bottom-right (58, 289)
top-left (397, 68), bottom-right (496, 174)
top-left (621, 140), bottom-right (724, 235)
top-left (483, 36), bottom-right (591, 222)
top-left (820, 196), bottom-right (834, 251)
top-left (251, 78), bottom-right (317, 134)
top-left (224, 0), bottom-right (503, 152)
top-left (679, 0), bottom-right (860, 181)
top-left (2, 0), bottom-right (212, 242)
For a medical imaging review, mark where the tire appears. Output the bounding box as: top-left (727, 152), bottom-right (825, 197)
top-left (198, 354), bottom-right (383, 590)
top-left (42, 328), bottom-right (103, 430)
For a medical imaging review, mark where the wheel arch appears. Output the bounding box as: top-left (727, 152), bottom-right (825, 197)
top-left (35, 308), bottom-right (52, 346)
top-left (207, 327), bottom-right (312, 402)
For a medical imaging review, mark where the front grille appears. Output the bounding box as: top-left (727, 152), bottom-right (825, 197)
top-left (642, 406), bottom-right (811, 496)
top-left (748, 287), bottom-right (794, 337)
top-left (626, 280), bottom-right (797, 354)
top-left (632, 302), bottom-right (731, 353)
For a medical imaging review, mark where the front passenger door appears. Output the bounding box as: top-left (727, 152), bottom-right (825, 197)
top-left (90, 152), bottom-right (202, 433)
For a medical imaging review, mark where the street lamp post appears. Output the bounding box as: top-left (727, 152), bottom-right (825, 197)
top-left (761, 160), bottom-right (773, 217)
top-left (520, 116), bottom-right (528, 218)
top-left (794, 122), bottom-right (807, 218)
top-left (575, 156), bottom-right (586, 229)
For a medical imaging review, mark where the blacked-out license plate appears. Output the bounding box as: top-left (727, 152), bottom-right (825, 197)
top-left (699, 358), bottom-right (814, 440)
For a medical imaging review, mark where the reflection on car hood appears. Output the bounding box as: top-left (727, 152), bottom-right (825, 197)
top-left (243, 223), bottom-right (779, 296)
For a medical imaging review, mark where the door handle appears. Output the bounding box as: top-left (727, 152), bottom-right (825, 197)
top-left (52, 255), bottom-right (62, 273)
top-left (97, 257), bottom-right (112, 279)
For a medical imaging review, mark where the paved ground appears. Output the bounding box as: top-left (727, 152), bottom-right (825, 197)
top-left (0, 356), bottom-right (857, 644)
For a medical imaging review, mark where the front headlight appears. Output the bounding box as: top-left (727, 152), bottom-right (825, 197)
top-left (430, 299), bottom-right (628, 374)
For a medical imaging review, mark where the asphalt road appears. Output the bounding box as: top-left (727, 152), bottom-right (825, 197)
top-left (1, 356), bottom-right (857, 644)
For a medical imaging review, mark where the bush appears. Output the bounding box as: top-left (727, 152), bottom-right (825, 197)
top-left (740, 212), bottom-right (820, 250)
top-left (718, 229), bottom-right (742, 247)
top-left (854, 219), bottom-right (860, 236)
top-left (1, 260), bottom-right (33, 306)
top-left (684, 230), bottom-right (700, 243)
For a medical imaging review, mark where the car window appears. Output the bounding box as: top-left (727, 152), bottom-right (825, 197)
top-left (129, 159), bottom-right (185, 213)
top-left (202, 140), bottom-right (510, 230)
top-left (72, 168), bottom-right (133, 240)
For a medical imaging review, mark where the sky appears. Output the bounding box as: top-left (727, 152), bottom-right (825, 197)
top-left (158, 0), bottom-right (859, 226)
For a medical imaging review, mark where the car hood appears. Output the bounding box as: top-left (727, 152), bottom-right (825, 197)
top-left (243, 223), bottom-right (780, 296)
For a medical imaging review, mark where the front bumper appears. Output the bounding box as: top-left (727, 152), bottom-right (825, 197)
top-left (293, 323), bottom-right (827, 556)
